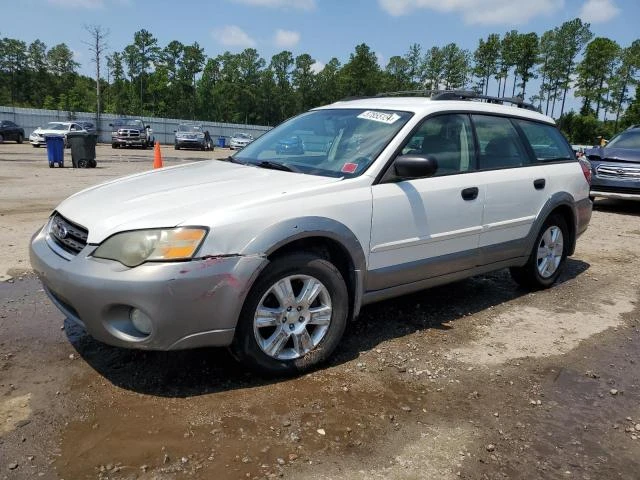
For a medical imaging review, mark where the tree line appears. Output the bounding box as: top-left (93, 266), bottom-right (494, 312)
top-left (1, 17), bottom-right (639, 143)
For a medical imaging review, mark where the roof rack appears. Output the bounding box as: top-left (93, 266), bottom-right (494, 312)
top-left (371, 89), bottom-right (540, 112)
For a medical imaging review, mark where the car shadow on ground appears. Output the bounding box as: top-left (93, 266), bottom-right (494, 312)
top-left (68, 259), bottom-right (590, 398)
top-left (593, 198), bottom-right (640, 216)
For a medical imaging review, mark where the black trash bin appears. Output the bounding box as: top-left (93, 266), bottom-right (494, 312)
top-left (67, 132), bottom-right (98, 168)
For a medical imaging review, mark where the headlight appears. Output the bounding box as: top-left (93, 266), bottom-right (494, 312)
top-left (93, 227), bottom-right (208, 267)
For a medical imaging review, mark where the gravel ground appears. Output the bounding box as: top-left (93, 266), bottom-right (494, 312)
top-left (0, 142), bottom-right (639, 479)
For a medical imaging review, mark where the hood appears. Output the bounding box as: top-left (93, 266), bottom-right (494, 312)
top-left (586, 146), bottom-right (640, 163)
top-left (34, 126), bottom-right (67, 135)
top-left (56, 160), bottom-right (339, 243)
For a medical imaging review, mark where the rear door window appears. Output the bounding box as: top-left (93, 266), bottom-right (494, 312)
top-left (472, 115), bottom-right (530, 170)
top-left (514, 119), bottom-right (574, 161)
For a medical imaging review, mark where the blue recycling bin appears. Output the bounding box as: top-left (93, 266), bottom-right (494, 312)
top-left (45, 135), bottom-right (64, 168)
top-left (218, 136), bottom-right (226, 148)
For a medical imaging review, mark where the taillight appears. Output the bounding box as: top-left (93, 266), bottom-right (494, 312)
top-left (579, 158), bottom-right (592, 185)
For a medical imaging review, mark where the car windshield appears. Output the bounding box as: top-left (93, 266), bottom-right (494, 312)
top-left (115, 119), bottom-right (144, 128)
top-left (234, 109), bottom-right (412, 178)
top-left (178, 125), bottom-right (202, 132)
top-left (46, 123), bottom-right (66, 131)
top-left (606, 130), bottom-right (640, 149)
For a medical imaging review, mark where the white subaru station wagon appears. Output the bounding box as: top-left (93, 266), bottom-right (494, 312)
top-left (30, 91), bottom-right (592, 375)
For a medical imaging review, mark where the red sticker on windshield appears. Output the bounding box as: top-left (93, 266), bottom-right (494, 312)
top-left (341, 162), bottom-right (358, 173)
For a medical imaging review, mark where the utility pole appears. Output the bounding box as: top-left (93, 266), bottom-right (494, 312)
top-left (84, 25), bottom-right (109, 134)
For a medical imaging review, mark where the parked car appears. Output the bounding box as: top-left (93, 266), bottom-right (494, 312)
top-left (76, 121), bottom-right (97, 134)
top-left (275, 135), bottom-right (305, 155)
top-left (110, 118), bottom-right (152, 149)
top-left (29, 122), bottom-right (87, 148)
top-left (229, 132), bottom-right (254, 150)
top-left (174, 124), bottom-right (206, 150)
top-left (571, 144), bottom-right (591, 158)
top-left (586, 125), bottom-right (640, 201)
top-left (30, 92), bottom-right (592, 376)
top-left (0, 120), bottom-right (25, 144)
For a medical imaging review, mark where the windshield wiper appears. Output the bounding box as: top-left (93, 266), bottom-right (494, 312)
top-left (254, 160), bottom-right (299, 172)
top-left (221, 156), bottom-right (246, 165)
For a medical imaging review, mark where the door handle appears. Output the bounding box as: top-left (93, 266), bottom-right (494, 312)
top-left (461, 187), bottom-right (479, 201)
top-left (534, 178), bottom-right (546, 190)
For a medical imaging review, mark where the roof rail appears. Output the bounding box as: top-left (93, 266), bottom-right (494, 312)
top-left (371, 89), bottom-right (540, 112)
top-left (374, 90), bottom-right (437, 97)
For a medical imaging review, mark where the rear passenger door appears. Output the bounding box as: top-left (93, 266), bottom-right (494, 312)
top-left (471, 115), bottom-right (549, 263)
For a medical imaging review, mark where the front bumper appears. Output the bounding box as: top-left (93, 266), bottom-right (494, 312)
top-left (112, 136), bottom-right (147, 146)
top-left (30, 135), bottom-right (45, 145)
top-left (176, 138), bottom-right (205, 149)
top-left (590, 188), bottom-right (640, 201)
top-left (230, 142), bottom-right (250, 150)
top-left (29, 226), bottom-right (268, 350)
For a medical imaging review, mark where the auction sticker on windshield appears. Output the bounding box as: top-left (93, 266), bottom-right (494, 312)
top-left (357, 111), bottom-right (401, 124)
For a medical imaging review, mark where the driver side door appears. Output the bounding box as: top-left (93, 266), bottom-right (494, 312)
top-left (367, 113), bottom-right (484, 291)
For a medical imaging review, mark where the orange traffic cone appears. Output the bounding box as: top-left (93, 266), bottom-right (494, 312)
top-left (153, 141), bottom-right (163, 169)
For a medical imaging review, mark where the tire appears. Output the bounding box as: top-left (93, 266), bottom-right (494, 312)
top-left (174, 144), bottom-right (180, 150)
top-left (17, 134), bottom-right (23, 144)
top-left (32, 143), bottom-right (39, 148)
top-left (231, 252), bottom-right (349, 376)
top-left (112, 143), bottom-right (118, 149)
top-left (510, 214), bottom-right (570, 289)
top-left (0, 133), bottom-right (4, 143)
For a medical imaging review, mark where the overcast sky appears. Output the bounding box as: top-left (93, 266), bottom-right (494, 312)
top-left (2, 0), bottom-right (637, 114)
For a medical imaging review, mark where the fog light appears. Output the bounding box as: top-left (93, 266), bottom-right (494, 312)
top-left (129, 308), bottom-right (153, 335)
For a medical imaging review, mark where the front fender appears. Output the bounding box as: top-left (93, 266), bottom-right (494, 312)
top-left (240, 216), bottom-right (367, 319)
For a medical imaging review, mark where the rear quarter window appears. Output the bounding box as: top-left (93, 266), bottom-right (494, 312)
top-left (514, 119), bottom-right (574, 161)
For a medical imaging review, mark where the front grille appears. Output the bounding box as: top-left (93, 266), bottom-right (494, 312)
top-left (117, 129), bottom-right (141, 139)
top-left (49, 213), bottom-right (88, 255)
top-left (596, 164), bottom-right (640, 180)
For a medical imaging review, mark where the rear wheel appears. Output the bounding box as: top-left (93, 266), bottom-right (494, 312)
top-left (510, 214), bottom-right (569, 289)
top-left (231, 252), bottom-right (348, 376)
top-left (17, 134), bottom-right (23, 144)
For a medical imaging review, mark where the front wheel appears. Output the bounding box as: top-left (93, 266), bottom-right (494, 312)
top-left (231, 252), bottom-right (348, 376)
top-left (17, 134), bottom-right (23, 144)
top-left (510, 214), bottom-right (569, 289)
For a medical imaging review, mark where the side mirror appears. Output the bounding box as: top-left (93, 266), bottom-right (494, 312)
top-left (394, 154), bottom-right (438, 179)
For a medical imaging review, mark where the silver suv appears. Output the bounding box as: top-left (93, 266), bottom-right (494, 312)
top-left (174, 123), bottom-right (207, 150)
top-left (30, 91), bottom-right (592, 375)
